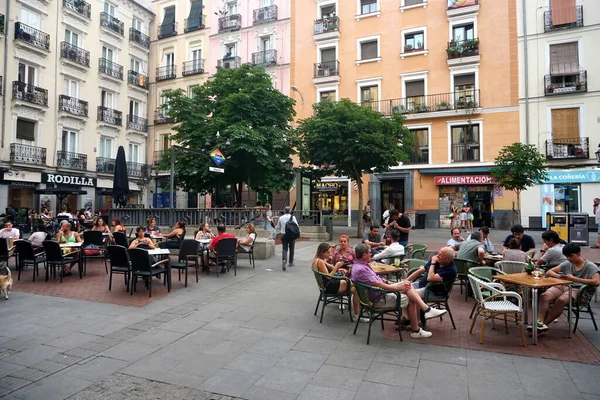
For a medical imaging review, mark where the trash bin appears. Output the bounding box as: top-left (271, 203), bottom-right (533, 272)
top-left (325, 216), bottom-right (333, 241)
top-left (404, 210), bottom-right (417, 229)
top-left (548, 212), bottom-right (569, 242)
top-left (569, 212), bottom-right (589, 246)
top-left (416, 213), bottom-right (426, 230)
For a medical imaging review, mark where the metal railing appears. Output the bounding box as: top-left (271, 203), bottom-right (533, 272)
top-left (100, 12), bottom-right (124, 35)
top-left (361, 90), bottom-right (480, 116)
top-left (253, 5), bottom-right (278, 25)
top-left (217, 56), bottom-right (241, 70)
top-left (451, 143), bottom-right (480, 163)
top-left (14, 22), bottom-right (50, 51)
top-left (127, 115), bottom-right (148, 132)
top-left (60, 42), bottom-right (90, 67)
top-left (10, 143), bottom-right (46, 166)
top-left (97, 106), bottom-right (123, 126)
top-left (544, 5), bottom-right (583, 31)
top-left (185, 14), bottom-right (205, 32)
top-left (314, 16), bottom-right (339, 35)
top-left (12, 81), bottom-right (48, 106)
top-left (218, 14), bottom-right (241, 32)
top-left (407, 151), bottom-right (429, 164)
top-left (545, 137), bottom-right (589, 160)
top-left (63, 0), bottom-right (91, 19)
top-left (544, 71), bottom-right (587, 95)
top-left (446, 38), bottom-right (480, 59)
top-left (252, 49), bottom-right (277, 67)
top-left (154, 110), bottom-right (172, 125)
top-left (156, 65), bottom-right (176, 81)
top-left (99, 58), bottom-right (123, 79)
top-left (182, 59), bottom-right (205, 76)
top-left (128, 70), bottom-right (149, 89)
top-left (96, 157), bottom-right (115, 174)
top-left (127, 162), bottom-right (147, 179)
top-left (158, 22), bottom-right (177, 39)
top-left (153, 150), bottom-right (166, 165)
top-left (129, 28), bottom-right (150, 49)
top-left (59, 95), bottom-right (88, 117)
top-left (57, 151), bottom-right (87, 170)
top-left (313, 60), bottom-right (340, 78)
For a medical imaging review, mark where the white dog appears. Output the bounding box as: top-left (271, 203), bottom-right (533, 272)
top-left (0, 267), bottom-right (13, 300)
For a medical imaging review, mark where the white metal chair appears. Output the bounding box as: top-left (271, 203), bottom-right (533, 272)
top-left (495, 261), bottom-right (527, 274)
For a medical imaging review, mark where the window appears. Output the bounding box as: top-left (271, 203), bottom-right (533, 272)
top-left (451, 124), bottom-right (480, 162)
top-left (319, 90), bottom-right (336, 102)
top-left (64, 78), bottom-right (79, 98)
top-left (164, 52), bottom-right (175, 75)
top-left (320, 5), bottom-right (335, 17)
top-left (360, 0), bottom-right (378, 14)
top-left (225, 44), bottom-right (236, 57)
top-left (65, 29), bottom-right (79, 46)
top-left (551, 108), bottom-right (579, 141)
top-left (187, 1), bottom-right (203, 30)
top-left (549, 43), bottom-right (580, 91)
top-left (102, 46), bottom-right (114, 61)
top-left (261, 0), bottom-right (273, 7)
top-left (132, 18), bottom-right (142, 32)
top-left (408, 128), bottom-right (429, 164)
top-left (404, 0), bottom-right (424, 6)
top-left (62, 130), bottom-right (77, 153)
top-left (99, 136), bottom-right (113, 158)
top-left (161, 134), bottom-right (170, 151)
top-left (160, 6), bottom-right (176, 36)
top-left (318, 47), bottom-right (336, 72)
top-left (404, 32), bottom-right (424, 52)
top-left (129, 100), bottom-right (140, 117)
top-left (360, 40), bottom-right (378, 60)
top-left (188, 85), bottom-right (199, 98)
top-left (18, 63), bottom-right (36, 85)
top-left (104, 2), bottom-right (116, 17)
top-left (128, 143), bottom-right (139, 163)
top-left (453, 74), bottom-right (476, 107)
top-left (191, 47), bottom-right (202, 61)
top-left (553, 184), bottom-right (580, 212)
top-left (20, 8), bottom-right (40, 29)
top-left (130, 59), bottom-right (141, 73)
top-left (101, 90), bottom-right (114, 108)
top-left (360, 85), bottom-right (378, 110)
top-left (452, 23), bottom-right (474, 42)
top-left (405, 80), bottom-right (425, 111)
top-left (261, 37), bottom-right (271, 51)
top-left (16, 119), bottom-right (35, 141)
top-left (228, 2), bottom-right (238, 15)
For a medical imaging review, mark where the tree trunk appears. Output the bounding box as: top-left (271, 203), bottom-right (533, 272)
top-left (515, 189), bottom-right (521, 226)
top-left (356, 176), bottom-right (364, 238)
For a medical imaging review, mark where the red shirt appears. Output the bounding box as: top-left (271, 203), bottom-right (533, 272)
top-left (209, 233), bottom-right (236, 250)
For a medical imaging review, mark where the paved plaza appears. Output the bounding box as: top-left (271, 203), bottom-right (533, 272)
top-left (0, 228), bottom-right (599, 399)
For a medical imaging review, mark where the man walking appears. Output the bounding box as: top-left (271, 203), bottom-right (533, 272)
top-left (593, 198), bottom-right (600, 248)
top-left (277, 206), bottom-right (299, 271)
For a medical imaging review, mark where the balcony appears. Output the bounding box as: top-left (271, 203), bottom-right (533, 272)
top-left (97, 106), bottom-right (122, 126)
top-left (313, 16), bottom-right (339, 40)
top-left (60, 42), bottom-right (90, 67)
top-left (446, 0), bottom-right (479, 17)
top-left (99, 58), bottom-right (123, 80)
top-left (154, 110), bottom-right (172, 125)
top-left (14, 22), bottom-right (50, 52)
top-left (57, 151), bottom-right (87, 170)
top-left (96, 157), bottom-right (115, 174)
top-left (182, 59), bottom-right (205, 76)
top-left (252, 49), bottom-right (277, 67)
top-left (158, 22), bottom-right (177, 39)
top-left (451, 143), bottom-right (480, 163)
top-left (544, 71), bottom-right (587, 96)
top-left (127, 114), bottom-right (148, 132)
top-left (544, 5), bottom-right (583, 32)
top-left (128, 70), bottom-right (149, 90)
top-left (127, 161), bottom-right (147, 178)
top-left (546, 137), bottom-right (589, 160)
top-left (58, 95), bottom-right (88, 117)
top-left (10, 143), bottom-right (46, 166)
top-left (156, 65), bottom-right (176, 81)
top-left (217, 56), bottom-right (241, 70)
top-left (12, 81), bottom-right (48, 107)
top-left (185, 14), bottom-right (205, 32)
top-left (63, 0), bottom-right (91, 19)
top-left (100, 12), bottom-right (124, 36)
top-left (218, 15), bottom-right (241, 32)
top-left (253, 5), bottom-right (278, 25)
top-left (446, 38), bottom-right (480, 65)
top-left (407, 151), bottom-right (429, 164)
top-left (313, 60), bottom-right (340, 83)
top-left (129, 28), bottom-right (150, 49)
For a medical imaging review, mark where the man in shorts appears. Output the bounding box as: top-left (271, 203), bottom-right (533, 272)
top-left (407, 247), bottom-right (457, 298)
top-left (528, 243), bottom-right (600, 334)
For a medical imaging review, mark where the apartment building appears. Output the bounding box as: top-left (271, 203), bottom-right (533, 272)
top-left (518, 0), bottom-right (600, 229)
top-left (291, 0), bottom-right (519, 228)
top-left (0, 0), bottom-right (153, 214)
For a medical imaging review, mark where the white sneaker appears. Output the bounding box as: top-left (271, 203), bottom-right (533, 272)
top-left (352, 315), bottom-right (370, 323)
top-left (339, 304), bottom-right (346, 310)
top-left (424, 307), bottom-right (447, 320)
top-left (289, 263), bottom-right (294, 267)
top-left (282, 260), bottom-right (287, 271)
top-left (410, 328), bottom-right (432, 339)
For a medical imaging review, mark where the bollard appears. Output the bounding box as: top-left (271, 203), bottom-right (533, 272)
top-left (325, 216), bottom-right (333, 241)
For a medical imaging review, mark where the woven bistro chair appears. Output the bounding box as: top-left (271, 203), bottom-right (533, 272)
top-left (495, 261), bottom-right (527, 274)
top-left (311, 268), bottom-right (353, 324)
top-left (352, 281), bottom-right (402, 345)
top-left (405, 244), bottom-right (428, 260)
top-left (454, 257), bottom-right (480, 301)
top-left (468, 266), bottom-right (507, 318)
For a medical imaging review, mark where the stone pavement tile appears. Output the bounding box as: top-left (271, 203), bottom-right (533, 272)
top-left (78, 322), bottom-right (128, 337)
top-left (264, 327), bottom-right (309, 344)
top-left (223, 327), bottom-right (265, 345)
top-left (364, 361), bottom-right (417, 388)
top-left (310, 364), bottom-right (365, 392)
top-left (224, 353), bottom-right (280, 375)
top-left (173, 353), bottom-right (237, 377)
top-left (152, 370), bottom-right (209, 391)
top-left (297, 383), bottom-right (356, 400)
top-left (306, 324), bottom-right (353, 341)
top-left (222, 308), bottom-right (259, 323)
top-left (513, 355), bottom-right (569, 381)
top-left (355, 381), bottom-right (411, 400)
top-left (2, 338), bottom-right (45, 352)
top-left (242, 317), bottom-right (283, 332)
top-left (466, 349), bottom-right (515, 363)
top-left (160, 317), bottom-right (207, 335)
top-left (201, 302), bottom-right (243, 314)
top-left (466, 358), bottom-right (520, 383)
top-left (583, 394), bottom-right (600, 400)
top-left (0, 376), bottom-right (30, 393)
top-left (468, 380), bottom-right (526, 400)
top-left (201, 368), bottom-right (260, 398)
top-left (0, 324), bottom-right (43, 340)
top-left (337, 332), bottom-right (383, 353)
top-left (242, 386), bottom-right (297, 400)
top-left (129, 329), bottom-right (185, 346)
top-left (201, 318), bottom-right (243, 332)
top-left (325, 348), bottom-right (376, 370)
top-left (109, 312), bottom-right (154, 325)
top-left (185, 310), bottom-right (223, 323)
top-left (419, 344), bottom-right (467, 366)
top-left (411, 381), bottom-right (468, 400)
top-left (564, 361), bottom-right (600, 395)
top-left (154, 340), bottom-right (208, 362)
top-left (101, 340), bottom-right (164, 362)
top-left (63, 356), bottom-right (130, 382)
top-left (246, 338), bottom-right (296, 357)
top-left (2, 345), bottom-right (62, 367)
top-left (274, 350), bottom-right (327, 372)
top-left (293, 336), bottom-right (339, 355)
top-left (254, 366), bottom-right (314, 395)
top-left (520, 377), bottom-right (584, 400)
top-left (200, 340), bottom-right (251, 358)
top-left (0, 361), bottom-right (26, 379)
top-left (11, 375), bottom-right (93, 400)
top-left (46, 332), bottom-right (101, 350)
top-left (179, 328), bottom-right (223, 345)
top-left (416, 360), bottom-right (467, 387)
top-left (7, 368), bottom-right (49, 383)
top-left (120, 355), bottom-right (179, 381)
top-left (373, 347), bottom-right (421, 368)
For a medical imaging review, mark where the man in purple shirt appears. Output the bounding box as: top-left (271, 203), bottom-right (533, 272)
top-left (351, 243), bottom-right (447, 339)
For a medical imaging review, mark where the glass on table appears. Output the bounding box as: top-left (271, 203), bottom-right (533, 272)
top-left (532, 267), bottom-right (543, 280)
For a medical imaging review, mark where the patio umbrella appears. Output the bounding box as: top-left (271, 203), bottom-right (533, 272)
top-left (113, 146), bottom-right (129, 208)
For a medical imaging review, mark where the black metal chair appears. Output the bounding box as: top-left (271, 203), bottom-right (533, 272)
top-left (0, 238), bottom-right (17, 269)
top-left (170, 239), bottom-right (200, 287)
top-left (236, 235), bottom-right (256, 269)
top-left (14, 240), bottom-right (46, 281)
top-left (106, 245), bottom-right (131, 292)
top-left (82, 230), bottom-right (108, 275)
top-left (42, 240), bottom-right (82, 282)
top-left (409, 268), bottom-right (458, 329)
top-left (128, 248), bottom-right (169, 298)
top-left (211, 238), bottom-right (238, 277)
top-left (113, 231), bottom-right (129, 248)
top-left (568, 285), bottom-right (598, 333)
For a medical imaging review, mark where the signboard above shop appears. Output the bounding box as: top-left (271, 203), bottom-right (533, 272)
top-left (315, 182), bottom-right (340, 191)
top-left (42, 173), bottom-right (96, 187)
top-left (544, 170), bottom-right (600, 184)
top-left (434, 175), bottom-right (494, 186)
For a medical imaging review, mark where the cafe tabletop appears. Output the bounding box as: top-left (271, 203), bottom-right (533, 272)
top-left (148, 249), bottom-right (171, 256)
top-left (60, 242), bottom-right (83, 248)
top-left (494, 272), bottom-right (571, 288)
top-left (484, 254), bottom-right (503, 260)
top-left (370, 262), bottom-right (403, 275)
top-left (197, 239), bottom-right (211, 244)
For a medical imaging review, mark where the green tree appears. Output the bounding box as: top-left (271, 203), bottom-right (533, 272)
top-left (490, 142), bottom-right (548, 224)
top-left (159, 63), bottom-right (298, 204)
top-left (297, 99), bottom-right (412, 237)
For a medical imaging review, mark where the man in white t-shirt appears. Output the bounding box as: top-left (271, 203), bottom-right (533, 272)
top-left (0, 221), bottom-right (20, 239)
top-left (277, 207), bottom-right (298, 271)
top-left (373, 229), bottom-right (404, 264)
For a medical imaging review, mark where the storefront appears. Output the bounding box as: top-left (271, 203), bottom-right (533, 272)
top-left (97, 178), bottom-right (141, 211)
top-left (369, 170), bottom-right (413, 226)
top-left (41, 173), bottom-right (96, 213)
top-left (0, 170), bottom-right (42, 212)
top-left (312, 179), bottom-right (350, 226)
top-left (435, 175), bottom-right (495, 228)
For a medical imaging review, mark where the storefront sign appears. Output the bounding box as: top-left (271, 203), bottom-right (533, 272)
top-left (544, 170), bottom-right (600, 184)
top-left (42, 173), bottom-right (96, 187)
top-left (2, 170), bottom-right (41, 183)
top-left (434, 175), bottom-right (493, 186)
top-left (315, 182), bottom-right (340, 191)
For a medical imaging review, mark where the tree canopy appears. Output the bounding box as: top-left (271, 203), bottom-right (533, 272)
top-left (160, 63), bottom-right (298, 203)
top-left (297, 99), bottom-right (412, 235)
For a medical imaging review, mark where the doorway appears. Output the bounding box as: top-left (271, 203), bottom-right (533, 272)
top-left (381, 180), bottom-right (405, 214)
top-left (468, 189), bottom-right (491, 227)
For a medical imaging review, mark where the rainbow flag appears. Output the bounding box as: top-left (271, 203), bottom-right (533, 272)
top-left (210, 149), bottom-right (225, 166)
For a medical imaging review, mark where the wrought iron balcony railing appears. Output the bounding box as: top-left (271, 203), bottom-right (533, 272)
top-left (217, 56), bottom-right (241, 70)
top-left (57, 151), bottom-right (87, 170)
top-left (314, 16), bottom-right (339, 35)
top-left (60, 42), bottom-right (90, 67)
top-left (63, 0), bottom-right (91, 19)
top-left (156, 65), bottom-right (176, 81)
top-left (451, 143), bottom-right (480, 163)
top-left (10, 143), bottom-right (46, 166)
top-left (97, 106), bottom-right (122, 126)
top-left (129, 28), bottom-right (150, 49)
top-left (218, 14), bottom-right (241, 32)
top-left (96, 157), bottom-right (115, 174)
top-left (59, 95), bottom-right (88, 117)
top-left (100, 12), bottom-right (124, 36)
top-left (185, 14), bottom-right (205, 32)
top-left (128, 70), bottom-right (149, 89)
top-left (544, 5), bottom-right (583, 32)
top-left (99, 58), bottom-right (123, 80)
top-left (545, 137), bottom-right (589, 160)
top-left (313, 60), bottom-right (340, 78)
top-left (154, 109), bottom-right (172, 125)
top-left (407, 151), bottom-right (429, 164)
top-left (127, 114), bottom-right (148, 132)
top-left (446, 38), bottom-right (480, 59)
top-left (544, 71), bottom-right (587, 96)
top-left (14, 22), bottom-right (50, 51)
top-left (361, 90), bottom-right (481, 116)
top-left (252, 49), bottom-right (277, 67)
top-left (158, 22), bottom-right (177, 39)
top-left (253, 5), bottom-right (278, 25)
top-left (12, 81), bottom-right (48, 106)
top-left (127, 161), bottom-right (146, 178)
top-left (182, 59), bottom-right (205, 76)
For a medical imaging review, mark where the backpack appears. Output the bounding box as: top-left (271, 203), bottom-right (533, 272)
top-left (284, 216), bottom-right (300, 241)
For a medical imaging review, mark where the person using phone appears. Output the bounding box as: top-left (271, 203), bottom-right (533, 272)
top-left (372, 230), bottom-right (404, 264)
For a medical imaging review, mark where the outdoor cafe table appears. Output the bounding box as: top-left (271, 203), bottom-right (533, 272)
top-left (148, 248), bottom-right (172, 291)
top-left (493, 272), bottom-right (572, 345)
top-left (371, 262), bottom-right (405, 281)
top-left (484, 254), bottom-right (503, 267)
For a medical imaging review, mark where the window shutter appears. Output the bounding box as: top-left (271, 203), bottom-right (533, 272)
top-left (552, 108), bottom-right (579, 141)
top-left (550, 0), bottom-right (577, 26)
top-left (405, 0), bottom-right (423, 6)
top-left (161, 6), bottom-right (176, 36)
top-left (320, 48), bottom-right (335, 62)
top-left (16, 119), bottom-right (35, 141)
top-left (361, 41), bottom-right (378, 60)
top-left (187, 1), bottom-right (203, 30)
top-left (550, 42), bottom-right (579, 75)
top-left (405, 81), bottom-right (425, 97)
top-left (454, 74), bottom-right (475, 86)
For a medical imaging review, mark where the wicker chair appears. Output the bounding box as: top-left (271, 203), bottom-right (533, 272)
top-left (311, 269), bottom-right (353, 324)
top-left (569, 284), bottom-right (598, 333)
top-left (468, 266), bottom-right (507, 318)
top-left (405, 244), bottom-right (428, 260)
top-left (495, 261), bottom-right (527, 274)
top-left (454, 257), bottom-right (479, 301)
top-left (352, 281), bottom-right (403, 344)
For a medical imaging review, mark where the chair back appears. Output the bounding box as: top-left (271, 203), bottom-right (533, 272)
top-left (128, 248), bottom-right (152, 272)
top-left (468, 274), bottom-right (487, 305)
top-left (179, 239), bottom-right (200, 262)
top-left (577, 285), bottom-right (597, 307)
top-left (454, 257), bottom-right (477, 276)
top-left (83, 230), bottom-right (103, 246)
top-left (402, 258), bottom-right (427, 272)
top-left (468, 266), bottom-right (505, 282)
top-left (106, 245), bottom-right (130, 270)
top-left (113, 232), bottom-right (129, 248)
top-left (406, 244), bottom-right (428, 259)
top-left (42, 240), bottom-right (63, 262)
top-left (352, 281), bottom-right (380, 309)
top-left (311, 268), bottom-right (328, 291)
top-left (14, 239), bottom-right (34, 260)
top-left (496, 261), bottom-right (527, 274)
top-left (0, 238), bottom-right (10, 256)
top-left (216, 238), bottom-right (237, 259)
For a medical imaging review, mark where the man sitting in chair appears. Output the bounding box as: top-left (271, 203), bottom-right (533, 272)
top-left (407, 247), bottom-right (457, 298)
top-left (206, 224), bottom-right (236, 273)
top-left (457, 231), bottom-right (486, 265)
top-left (362, 225), bottom-right (385, 255)
top-left (372, 229), bottom-right (404, 264)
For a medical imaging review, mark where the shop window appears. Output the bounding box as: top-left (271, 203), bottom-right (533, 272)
top-left (16, 119), bottom-right (35, 141)
top-left (554, 184), bottom-right (580, 212)
top-left (451, 124), bottom-right (480, 162)
top-left (408, 129), bottom-right (428, 164)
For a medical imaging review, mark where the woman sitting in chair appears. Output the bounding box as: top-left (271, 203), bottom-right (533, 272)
top-left (129, 226), bottom-right (155, 250)
top-left (159, 221), bottom-right (186, 249)
top-left (112, 218), bottom-right (126, 233)
top-left (195, 223), bottom-right (214, 240)
top-left (237, 223), bottom-right (256, 254)
top-left (56, 220), bottom-right (82, 276)
top-left (145, 218), bottom-right (161, 236)
top-left (92, 218), bottom-right (110, 233)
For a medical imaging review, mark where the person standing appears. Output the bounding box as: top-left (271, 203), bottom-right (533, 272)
top-left (264, 203), bottom-right (277, 239)
top-left (593, 198), bottom-right (600, 248)
top-left (277, 206), bottom-right (299, 271)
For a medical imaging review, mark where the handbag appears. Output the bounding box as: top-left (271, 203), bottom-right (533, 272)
top-left (270, 221), bottom-right (276, 229)
top-left (84, 244), bottom-right (101, 256)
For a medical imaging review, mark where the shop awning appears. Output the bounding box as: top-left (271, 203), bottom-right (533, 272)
top-left (35, 188), bottom-right (88, 201)
top-left (418, 167), bottom-right (492, 174)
